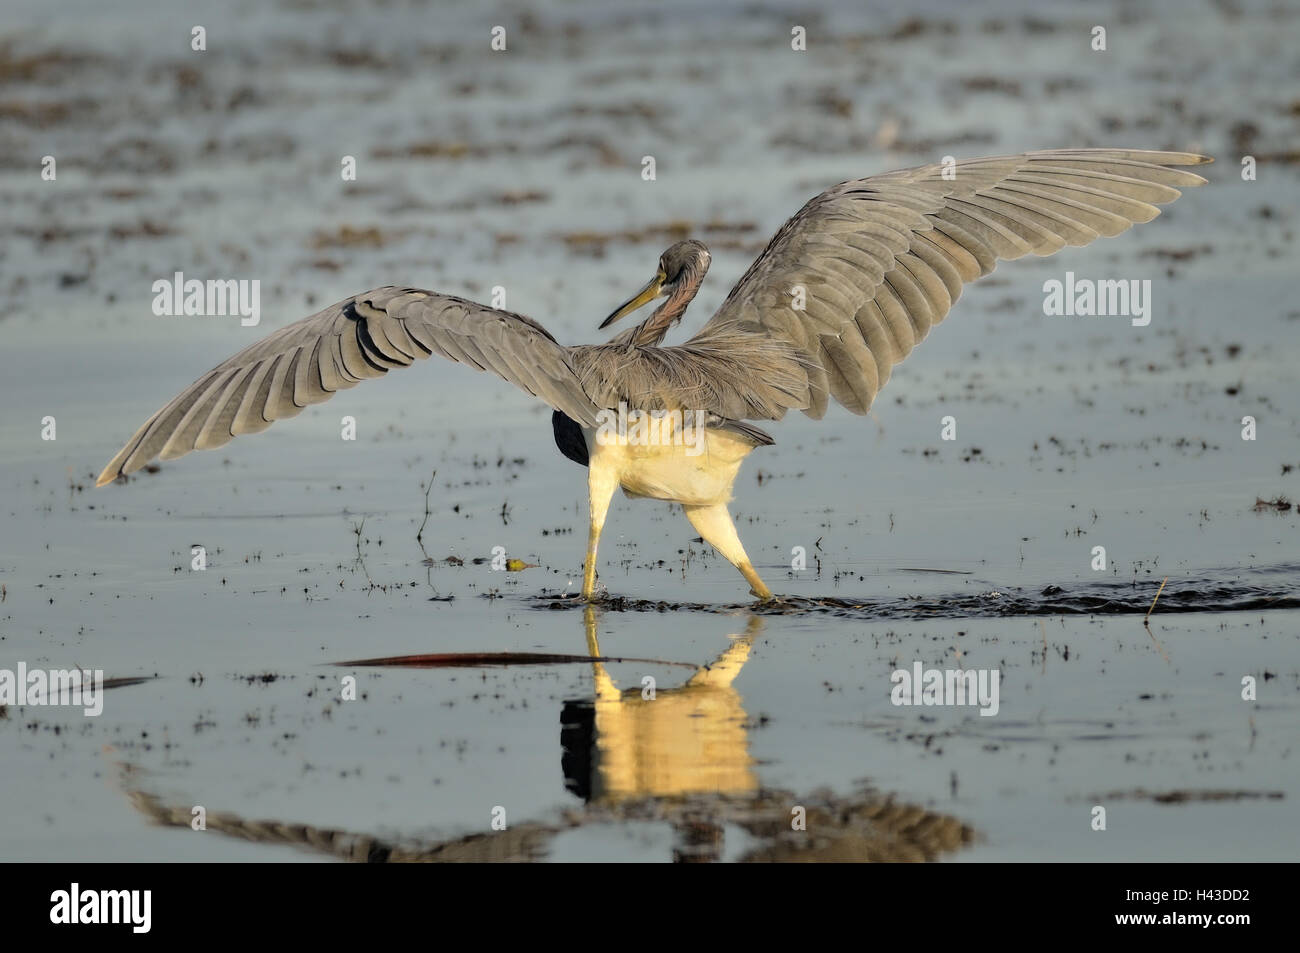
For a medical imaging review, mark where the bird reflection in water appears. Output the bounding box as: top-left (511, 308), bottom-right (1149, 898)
top-left (561, 607), bottom-right (758, 803)
top-left (117, 609), bottom-right (977, 862)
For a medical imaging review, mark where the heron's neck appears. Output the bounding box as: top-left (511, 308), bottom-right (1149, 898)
top-left (626, 256), bottom-right (708, 349)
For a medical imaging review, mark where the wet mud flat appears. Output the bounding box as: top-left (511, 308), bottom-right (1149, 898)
top-left (2, 0), bottom-right (1299, 860)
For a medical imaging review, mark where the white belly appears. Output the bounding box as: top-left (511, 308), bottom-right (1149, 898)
top-left (584, 425), bottom-right (759, 506)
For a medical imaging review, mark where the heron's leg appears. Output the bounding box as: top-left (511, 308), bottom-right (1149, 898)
top-left (582, 461), bottom-right (619, 600)
top-left (583, 604), bottom-right (620, 699)
top-left (683, 503), bottom-right (774, 602)
top-left (685, 616), bottom-right (761, 688)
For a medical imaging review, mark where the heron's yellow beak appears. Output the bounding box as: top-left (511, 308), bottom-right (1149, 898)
top-left (599, 270), bottom-right (666, 329)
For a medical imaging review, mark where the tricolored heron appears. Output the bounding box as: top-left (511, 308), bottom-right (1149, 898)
top-left (98, 149), bottom-right (1210, 601)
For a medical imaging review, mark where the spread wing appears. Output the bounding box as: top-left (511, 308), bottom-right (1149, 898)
top-left (97, 286), bottom-right (602, 485)
top-left (687, 148), bottom-right (1211, 420)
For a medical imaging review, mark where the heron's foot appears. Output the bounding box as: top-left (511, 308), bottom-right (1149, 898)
top-left (580, 581), bottom-right (609, 603)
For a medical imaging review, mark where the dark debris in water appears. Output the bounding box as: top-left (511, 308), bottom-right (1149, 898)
top-left (333, 651), bottom-right (695, 669)
top-left (101, 675), bottom-right (157, 690)
top-left (1087, 789), bottom-right (1285, 804)
top-left (533, 574), bottom-right (1300, 619)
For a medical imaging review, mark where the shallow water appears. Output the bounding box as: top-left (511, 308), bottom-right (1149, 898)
top-left (1, 0), bottom-right (1298, 861)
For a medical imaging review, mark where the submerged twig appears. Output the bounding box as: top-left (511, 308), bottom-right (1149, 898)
top-left (1144, 576), bottom-right (1168, 623)
top-left (416, 468), bottom-right (437, 550)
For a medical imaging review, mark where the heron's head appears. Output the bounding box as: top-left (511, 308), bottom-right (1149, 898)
top-left (599, 240), bottom-right (711, 329)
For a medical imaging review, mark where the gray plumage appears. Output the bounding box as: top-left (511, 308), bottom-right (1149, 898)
top-left (98, 289), bottom-right (603, 483)
top-left (98, 148), bottom-right (1209, 489)
top-left (586, 149), bottom-right (1210, 421)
